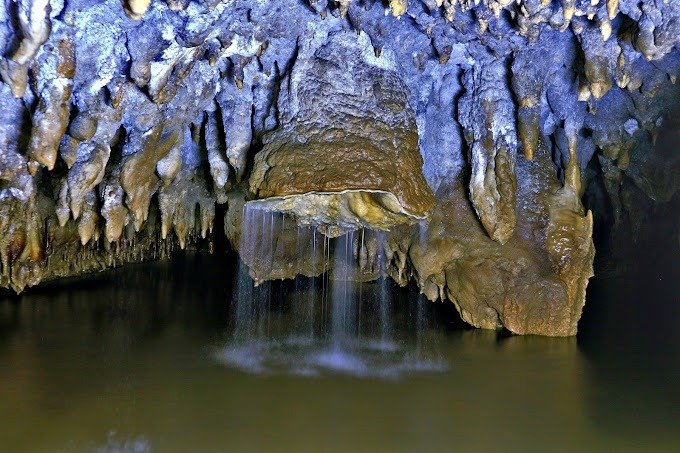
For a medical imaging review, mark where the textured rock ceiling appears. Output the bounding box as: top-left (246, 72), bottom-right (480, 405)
top-left (0, 0), bottom-right (678, 335)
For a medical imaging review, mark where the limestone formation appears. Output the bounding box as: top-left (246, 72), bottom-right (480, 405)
top-left (1, 0), bottom-right (679, 336)
top-left (0, 0), bottom-right (51, 97)
top-left (248, 36), bottom-right (435, 235)
top-left (459, 52), bottom-right (518, 244)
top-left (123, 0), bottom-right (152, 20)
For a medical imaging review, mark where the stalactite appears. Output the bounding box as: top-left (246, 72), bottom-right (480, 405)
top-left (120, 123), bottom-right (181, 231)
top-left (0, 0), bottom-right (51, 97)
top-left (123, 0), bottom-right (152, 20)
top-left (459, 55), bottom-right (518, 244)
top-left (0, 0), bottom-right (678, 336)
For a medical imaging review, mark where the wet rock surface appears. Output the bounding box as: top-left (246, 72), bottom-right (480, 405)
top-left (1, 0), bottom-right (679, 335)
top-left (397, 142), bottom-right (593, 336)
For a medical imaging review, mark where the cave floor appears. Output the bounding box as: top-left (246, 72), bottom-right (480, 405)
top-left (0, 252), bottom-right (678, 451)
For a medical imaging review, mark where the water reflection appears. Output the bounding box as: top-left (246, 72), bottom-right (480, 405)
top-left (578, 272), bottom-right (680, 448)
top-left (0, 252), bottom-right (677, 451)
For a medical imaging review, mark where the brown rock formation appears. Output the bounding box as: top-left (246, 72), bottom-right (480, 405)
top-left (248, 38), bottom-right (435, 235)
top-left (400, 141), bottom-right (593, 336)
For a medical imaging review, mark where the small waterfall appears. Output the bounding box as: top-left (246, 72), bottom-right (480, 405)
top-left (291, 225), bottom-right (318, 343)
top-left (233, 259), bottom-right (254, 338)
top-left (229, 205), bottom-right (291, 367)
top-left (233, 205), bottom-right (257, 339)
top-left (307, 229), bottom-right (319, 338)
top-left (330, 230), bottom-right (356, 346)
top-left (312, 229), bottom-right (369, 374)
top-left (216, 210), bottom-right (447, 378)
top-left (375, 231), bottom-right (393, 350)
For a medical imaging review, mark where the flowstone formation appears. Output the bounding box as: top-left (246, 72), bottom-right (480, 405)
top-left (1, 0), bottom-right (679, 335)
top-left (248, 36), bottom-right (436, 234)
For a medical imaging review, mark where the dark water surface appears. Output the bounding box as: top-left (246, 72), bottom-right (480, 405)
top-left (1, 252), bottom-right (678, 452)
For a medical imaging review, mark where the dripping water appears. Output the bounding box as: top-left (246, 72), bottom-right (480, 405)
top-left (217, 209), bottom-right (447, 378)
top-left (330, 230), bottom-right (355, 346)
top-left (375, 231), bottom-right (394, 351)
top-left (233, 205), bottom-right (256, 339)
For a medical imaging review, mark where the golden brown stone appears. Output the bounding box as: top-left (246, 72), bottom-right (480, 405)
top-left (406, 141), bottom-right (594, 336)
top-left (121, 123), bottom-right (181, 230)
top-left (249, 42), bottom-right (435, 233)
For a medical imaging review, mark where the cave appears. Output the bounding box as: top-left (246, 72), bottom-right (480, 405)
top-left (1, 0), bottom-right (679, 450)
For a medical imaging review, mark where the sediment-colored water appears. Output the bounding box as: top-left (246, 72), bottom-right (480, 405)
top-left (0, 252), bottom-right (678, 451)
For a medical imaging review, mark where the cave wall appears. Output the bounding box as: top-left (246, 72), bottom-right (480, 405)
top-left (1, 0), bottom-right (679, 336)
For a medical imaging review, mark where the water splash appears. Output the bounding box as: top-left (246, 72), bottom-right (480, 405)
top-left (95, 431), bottom-right (150, 453)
